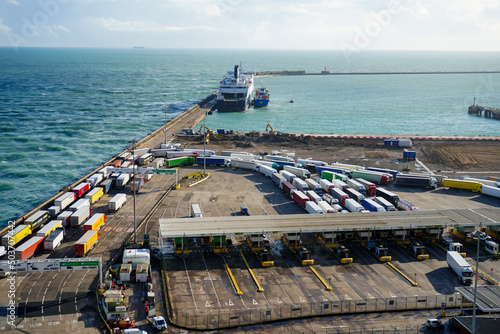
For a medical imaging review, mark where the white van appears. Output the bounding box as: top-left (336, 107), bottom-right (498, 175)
top-left (191, 204), bottom-right (202, 218)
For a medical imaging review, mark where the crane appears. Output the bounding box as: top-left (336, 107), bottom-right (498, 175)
top-left (265, 123), bottom-right (273, 134)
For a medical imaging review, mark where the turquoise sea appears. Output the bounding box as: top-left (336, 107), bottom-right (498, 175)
top-left (1, 48), bottom-right (500, 227)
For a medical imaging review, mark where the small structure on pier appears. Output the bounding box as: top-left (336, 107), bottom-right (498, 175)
top-left (468, 98), bottom-right (500, 120)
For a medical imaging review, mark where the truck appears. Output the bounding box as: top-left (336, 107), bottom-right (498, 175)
top-left (361, 198), bottom-right (386, 212)
top-left (271, 172), bottom-right (286, 188)
top-left (44, 229), bottom-right (64, 251)
top-left (85, 187), bottom-right (104, 204)
top-left (230, 159), bottom-right (258, 171)
top-left (317, 200), bottom-right (336, 213)
top-left (446, 251), bottom-right (474, 285)
top-left (351, 170), bottom-right (391, 185)
top-left (345, 188), bottom-right (366, 203)
top-left (74, 230), bottom-right (99, 256)
top-left (321, 171), bottom-right (348, 183)
top-left (304, 178), bottom-right (322, 195)
top-left (332, 179), bottom-right (349, 191)
top-left (316, 165), bottom-right (351, 176)
top-left (442, 236), bottom-right (465, 257)
top-left (116, 173), bottom-right (130, 188)
top-left (2, 224), bottom-right (31, 248)
top-left (398, 200), bottom-right (419, 211)
top-left (263, 155), bottom-right (294, 163)
top-left (264, 159), bottom-right (295, 168)
top-left (280, 170), bottom-right (296, 183)
top-left (283, 165), bottom-right (311, 179)
top-left (305, 201), bottom-right (324, 214)
top-left (83, 213), bottom-right (106, 233)
top-left (48, 206), bottom-right (60, 218)
top-left (297, 158), bottom-right (327, 168)
top-left (69, 198), bottom-right (90, 212)
top-left (355, 178), bottom-right (377, 196)
top-left (165, 156), bottom-right (195, 167)
top-left (373, 197), bottom-right (396, 211)
top-left (36, 220), bottom-right (62, 238)
top-left (72, 182), bottom-right (90, 198)
top-left (230, 153), bottom-right (259, 161)
top-left (191, 204), bottom-right (202, 218)
top-left (305, 190), bottom-right (322, 203)
top-left (319, 179), bottom-right (335, 194)
top-left (57, 211), bottom-right (73, 227)
top-left (152, 157), bottom-right (164, 169)
top-left (293, 177), bottom-right (309, 192)
top-left (138, 153), bottom-right (154, 165)
top-left (331, 162), bottom-right (365, 171)
top-left (70, 206), bottom-right (91, 227)
top-left (108, 193), bottom-right (127, 212)
top-left (443, 179), bottom-right (482, 192)
top-left (395, 174), bottom-right (437, 189)
top-left (366, 167), bottom-right (400, 179)
top-left (130, 176), bottom-right (144, 192)
top-left (54, 192), bottom-right (76, 210)
top-left (100, 178), bottom-right (115, 194)
top-left (321, 194), bottom-right (339, 206)
top-left (86, 173), bottom-right (103, 188)
top-left (344, 198), bottom-right (364, 213)
top-left (375, 188), bottom-right (400, 207)
top-left (195, 155), bottom-right (230, 167)
top-left (15, 236), bottom-right (45, 260)
top-left (482, 185), bottom-right (500, 199)
top-left (346, 178), bottom-right (366, 195)
top-left (259, 165), bottom-right (277, 178)
top-left (330, 188), bottom-right (350, 207)
top-left (464, 177), bottom-right (500, 188)
top-left (293, 190), bottom-right (310, 209)
top-left (25, 210), bottom-right (50, 230)
top-left (282, 181), bottom-right (296, 198)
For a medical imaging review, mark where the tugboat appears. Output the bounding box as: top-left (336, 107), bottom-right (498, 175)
top-left (216, 65), bottom-right (254, 112)
top-left (253, 82), bottom-right (270, 108)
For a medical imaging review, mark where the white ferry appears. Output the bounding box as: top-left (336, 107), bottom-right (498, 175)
top-left (216, 65), bottom-right (254, 112)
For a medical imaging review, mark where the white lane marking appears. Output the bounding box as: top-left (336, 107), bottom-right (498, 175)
top-left (271, 270), bottom-right (294, 303)
top-left (182, 258), bottom-right (199, 311)
top-left (200, 252), bottom-right (222, 309)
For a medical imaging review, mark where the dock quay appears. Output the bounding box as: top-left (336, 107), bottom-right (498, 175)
top-left (2, 89), bottom-right (500, 333)
top-left (255, 70), bottom-right (500, 77)
top-left (468, 104), bottom-right (500, 120)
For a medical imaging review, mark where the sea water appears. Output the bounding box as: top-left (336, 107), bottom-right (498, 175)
top-left (1, 48), bottom-right (499, 227)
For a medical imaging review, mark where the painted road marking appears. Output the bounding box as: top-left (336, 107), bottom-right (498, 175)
top-left (277, 298), bottom-right (283, 304)
top-left (252, 299), bottom-right (258, 305)
top-left (115, 227), bottom-right (123, 232)
top-left (228, 300), bottom-right (234, 306)
top-left (126, 228), bottom-right (134, 233)
top-left (104, 227), bottom-right (112, 232)
top-left (206, 301), bottom-right (211, 307)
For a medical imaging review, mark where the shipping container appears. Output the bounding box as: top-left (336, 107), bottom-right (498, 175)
top-left (136, 263), bottom-right (149, 283)
top-left (282, 181), bottom-right (296, 197)
top-left (319, 179), bottom-right (335, 194)
top-left (443, 179), bottom-right (482, 192)
top-left (293, 190), bottom-right (310, 209)
top-left (100, 178), bottom-right (114, 194)
top-left (108, 194), bottom-right (127, 212)
top-left (351, 170), bottom-right (391, 185)
top-left (130, 176), bottom-right (144, 193)
top-left (15, 236), bottom-right (44, 260)
top-left (330, 188), bottom-right (350, 207)
top-left (305, 190), bottom-right (322, 203)
top-left (72, 182), bottom-right (90, 198)
top-left (304, 178), bottom-right (322, 195)
top-left (293, 178), bottom-right (309, 191)
top-left (367, 167), bottom-right (400, 179)
top-left (74, 230), bottom-right (99, 256)
top-left (332, 179), bottom-right (349, 191)
top-left (331, 162), bottom-right (365, 171)
top-left (195, 155), bottom-right (230, 167)
top-left (355, 178), bottom-right (377, 196)
top-left (138, 153), bottom-right (154, 165)
top-left (151, 157), bottom-right (164, 169)
top-left (362, 198), bottom-right (386, 212)
top-left (345, 188), bottom-right (366, 203)
top-left (283, 165), bottom-right (310, 178)
top-left (259, 165), bottom-right (277, 178)
top-left (279, 170), bottom-right (296, 183)
top-left (296, 158), bottom-right (327, 168)
top-left (85, 187), bottom-right (104, 204)
top-left (165, 156), bottom-right (195, 167)
top-left (316, 165), bottom-right (352, 176)
top-left (375, 188), bottom-right (400, 206)
top-left (25, 210), bottom-right (50, 230)
top-left (57, 211), bottom-right (73, 227)
top-left (69, 198), bottom-right (90, 212)
top-left (54, 192), bottom-right (75, 211)
top-left (116, 173), bottom-right (130, 188)
top-left (48, 205), bottom-right (60, 218)
top-left (229, 159), bottom-right (258, 170)
top-left (463, 177), bottom-right (500, 188)
top-left (272, 172), bottom-right (287, 188)
top-left (86, 173), bottom-right (103, 188)
top-left (83, 213), bottom-right (106, 233)
top-left (36, 220), bottom-right (62, 238)
top-left (110, 159), bottom-right (123, 168)
top-left (346, 178), bottom-right (367, 195)
top-left (1, 224), bottom-right (31, 248)
top-left (263, 155), bottom-right (294, 163)
top-left (98, 166), bottom-right (112, 178)
top-left (482, 185), bottom-right (500, 199)
top-left (191, 204), bottom-right (202, 218)
top-left (305, 201), bottom-right (324, 214)
top-left (70, 206), bottom-right (91, 227)
top-left (317, 200), bottom-right (336, 213)
top-left (373, 197), bottom-right (396, 211)
top-left (44, 229), bottom-right (64, 251)
top-left (344, 198), bottom-right (364, 213)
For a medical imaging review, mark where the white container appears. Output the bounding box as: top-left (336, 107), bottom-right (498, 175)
top-left (482, 185), bottom-right (500, 199)
top-left (136, 263), bottom-right (149, 283)
top-left (119, 264), bottom-right (132, 282)
top-left (86, 173), bottom-right (103, 188)
top-left (344, 198), bottom-right (364, 212)
top-left (230, 159), bottom-right (257, 170)
top-left (283, 165), bottom-right (310, 178)
top-left (116, 173), bottom-right (130, 188)
top-left (44, 229), bottom-right (64, 251)
top-left (54, 192), bottom-right (75, 210)
top-left (48, 205), bottom-right (60, 218)
top-left (317, 200), bottom-right (336, 213)
top-left (320, 179), bottom-right (335, 193)
top-left (304, 178), bottom-right (322, 195)
top-left (332, 179), bottom-right (348, 191)
top-left (70, 206), bottom-right (90, 226)
top-left (108, 193), bottom-right (127, 212)
top-left (69, 198), bottom-right (90, 212)
top-left (231, 153), bottom-right (258, 161)
top-left (373, 197), bottom-right (396, 211)
top-left (279, 170), bottom-right (296, 183)
top-left (152, 158), bottom-right (164, 169)
top-left (305, 201), bottom-right (324, 214)
top-left (191, 204), bottom-right (202, 218)
top-left (57, 211), bottom-right (73, 227)
top-left (305, 190), bottom-right (321, 203)
top-left (346, 178), bottom-right (367, 195)
top-left (293, 178), bottom-right (309, 191)
top-left (259, 164), bottom-right (277, 177)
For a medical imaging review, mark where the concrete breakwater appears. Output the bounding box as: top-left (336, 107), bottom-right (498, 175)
top-left (255, 70), bottom-right (500, 77)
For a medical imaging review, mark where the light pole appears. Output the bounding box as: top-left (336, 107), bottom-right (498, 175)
top-left (131, 139), bottom-right (137, 245)
top-left (203, 110), bottom-right (207, 174)
top-left (163, 93), bottom-right (169, 147)
top-left (472, 222), bottom-right (482, 334)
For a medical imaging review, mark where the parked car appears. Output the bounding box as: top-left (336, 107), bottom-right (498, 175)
top-left (426, 318), bottom-right (445, 329)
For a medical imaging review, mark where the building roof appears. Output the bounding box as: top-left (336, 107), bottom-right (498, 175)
top-left (455, 285), bottom-right (500, 313)
top-left (453, 316), bottom-right (500, 334)
top-left (159, 207), bottom-right (500, 238)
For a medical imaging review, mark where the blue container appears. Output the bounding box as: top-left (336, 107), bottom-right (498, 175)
top-left (403, 150), bottom-right (416, 159)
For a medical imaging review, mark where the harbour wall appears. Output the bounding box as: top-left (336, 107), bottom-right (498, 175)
top-left (255, 70), bottom-right (500, 77)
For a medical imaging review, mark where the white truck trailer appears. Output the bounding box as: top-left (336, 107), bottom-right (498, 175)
top-left (293, 178), bottom-right (309, 192)
top-left (283, 165), bottom-right (311, 179)
top-left (54, 192), bottom-right (75, 211)
top-left (446, 251), bottom-right (473, 285)
top-left (108, 194), bottom-right (127, 212)
top-left (280, 170), bottom-right (296, 183)
top-left (305, 201), bottom-right (324, 214)
top-left (44, 229), bottom-right (64, 251)
top-left (344, 198), bottom-right (364, 213)
top-left (116, 173), bottom-right (130, 188)
top-left (304, 178), bottom-right (322, 195)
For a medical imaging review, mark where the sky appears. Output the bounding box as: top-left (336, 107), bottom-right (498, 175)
top-left (0, 0), bottom-right (500, 50)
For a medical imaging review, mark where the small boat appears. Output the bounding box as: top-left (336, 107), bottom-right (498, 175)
top-left (253, 82), bottom-right (270, 108)
top-left (289, 99), bottom-right (294, 103)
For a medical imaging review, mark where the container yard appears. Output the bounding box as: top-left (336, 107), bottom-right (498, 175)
top-left (1, 91), bottom-right (500, 334)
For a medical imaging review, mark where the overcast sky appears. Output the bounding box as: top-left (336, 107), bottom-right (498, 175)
top-left (1, 0), bottom-right (499, 50)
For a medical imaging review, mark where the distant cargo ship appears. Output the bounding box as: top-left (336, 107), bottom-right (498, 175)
top-left (253, 82), bottom-right (270, 108)
top-left (216, 65), bottom-right (254, 112)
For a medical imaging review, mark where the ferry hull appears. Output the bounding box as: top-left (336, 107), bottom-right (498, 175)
top-left (216, 98), bottom-right (251, 112)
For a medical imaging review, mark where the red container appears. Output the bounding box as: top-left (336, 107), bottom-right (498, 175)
top-left (72, 182), bottom-right (90, 198)
top-left (110, 159), bottom-right (122, 168)
top-left (15, 236), bottom-right (44, 260)
top-left (292, 190), bottom-right (310, 209)
top-left (282, 181), bottom-right (296, 197)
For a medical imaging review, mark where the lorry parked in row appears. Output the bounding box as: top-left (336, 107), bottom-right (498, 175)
top-left (2, 225), bottom-right (31, 248)
top-left (345, 188), bottom-right (366, 203)
top-left (280, 170), bottom-right (296, 183)
top-left (375, 188), bottom-right (400, 207)
top-left (69, 198), bottom-right (90, 212)
top-left (293, 190), bottom-right (310, 209)
top-left (362, 198), bottom-right (386, 212)
top-left (297, 158), bottom-right (327, 169)
top-left (100, 178), bottom-right (114, 194)
top-left (304, 178), bottom-right (322, 195)
top-left (116, 173), bottom-right (130, 188)
top-left (305, 201), bottom-right (324, 214)
top-left (332, 179), bottom-right (349, 191)
top-left (446, 251), bottom-right (473, 285)
top-left (25, 210), bottom-right (50, 230)
top-left (330, 188), bottom-right (350, 207)
top-left (366, 167), bottom-right (400, 179)
top-left (321, 171), bottom-right (348, 183)
top-left (75, 230), bottom-right (99, 256)
top-left (292, 178), bottom-right (309, 192)
top-left (282, 181), bottom-right (296, 198)
top-left (85, 187), bottom-right (104, 204)
top-left (70, 206), bottom-right (91, 227)
top-left (263, 155), bottom-right (294, 163)
top-left (482, 185), bottom-right (500, 199)
top-left (463, 177), bottom-right (500, 188)
top-left (344, 198), bottom-right (364, 213)
top-left (15, 236), bottom-right (45, 260)
top-left (108, 194), bottom-right (127, 212)
top-left (305, 190), bottom-right (321, 204)
top-left (355, 178), bottom-right (376, 196)
top-left (331, 162), bottom-right (364, 171)
top-left (44, 229), bottom-right (64, 251)
top-left (83, 213), bottom-right (106, 233)
top-left (346, 178), bottom-right (366, 195)
top-left (195, 155), bottom-right (230, 167)
top-left (54, 192), bottom-right (76, 211)
top-left (86, 173), bottom-right (103, 188)
top-left (317, 200), bottom-right (336, 213)
top-left (351, 170), bottom-right (392, 185)
top-left (316, 165), bottom-right (351, 176)
top-left (395, 174), bottom-right (437, 189)
top-left (373, 197), bottom-right (396, 211)
top-left (259, 165), bottom-right (277, 178)
top-left (57, 211), bottom-right (73, 227)
top-left (283, 165), bottom-right (311, 179)
top-left (320, 179), bottom-right (335, 194)
top-left (72, 182), bottom-right (90, 198)
top-left (271, 172), bottom-right (286, 188)
top-left (36, 220), bottom-right (62, 238)
top-left (443, 179), bottom-right (482, 192)
top-left (230, 159), bottom-right (257, 171)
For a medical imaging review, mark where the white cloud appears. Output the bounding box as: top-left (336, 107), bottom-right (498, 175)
top-left (5, 0), bottom-right (19, 5)
top-left (96, 17), bottom-right (217, 32)
top-left (55, 25), bottom-right (71, 34)
top-left (0, 19), bottom-right (12, 33)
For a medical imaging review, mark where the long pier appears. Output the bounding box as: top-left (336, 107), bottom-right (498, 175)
top-left (255, 70), bottom-right (500, 77)
top-left (468, 105), bottom-right (500, 120)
